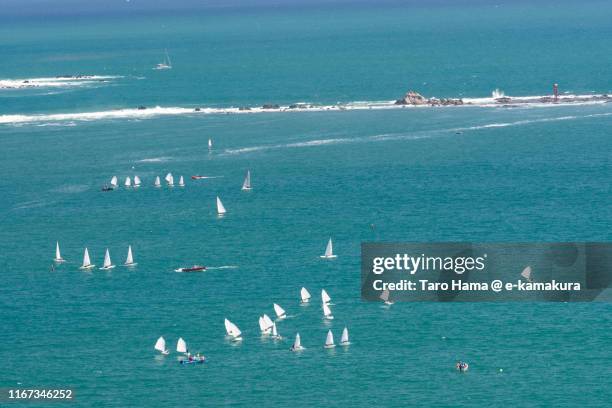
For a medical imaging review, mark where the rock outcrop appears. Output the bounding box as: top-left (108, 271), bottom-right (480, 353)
top-left (395, 90), bottom-right (463, 106)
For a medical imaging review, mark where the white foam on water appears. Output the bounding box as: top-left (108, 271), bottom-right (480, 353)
top-left (0, 75), bottom-right (122, 90)
top-left (136, 157), bottom-right (172, 163)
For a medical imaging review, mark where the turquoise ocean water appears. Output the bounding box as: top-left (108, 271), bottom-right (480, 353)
top-left (1, 1), bottom-right (611, 406)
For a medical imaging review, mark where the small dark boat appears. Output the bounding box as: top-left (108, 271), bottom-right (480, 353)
top-left (191, 175), bottom-right (206, 180)
top-left (101, 184), bottom-right (114, 192)
top-left (175, 265), bottom-right (206, 273)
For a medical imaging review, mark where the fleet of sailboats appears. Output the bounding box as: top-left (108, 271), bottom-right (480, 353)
top-left (320, 238), bottom-right (337, 259)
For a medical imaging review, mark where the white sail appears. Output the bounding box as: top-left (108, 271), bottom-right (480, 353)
top-left (292, 333), bottom-right (303, 350)
top-left (380, 289), bottom-right (393, 304)
top-left (262, 314), bottom-right (274, 331)
top-left (300, 287), bottom-right (311, 303)
top-left (521, 266), bottom-right (532, 282)
top-left (340, 327), bottom-right (350, 345)
top-left (80, 247), bottom-right (94, 269)
top-left (241, 170), bottom-right (251, 190)
top-left (154, 336), bottom-right (167, 353)
top-left (273, 303), bottom-right (286, 319)
top-left (54, 241), bottom-right (65, 262)
top-left (125, 176), bottom-right (132, 187)
top-left (208, 138), bottom-right (212, 149)
top-left (133, 176), bottom-right (141, 187)
top-left (272, 322), bottom-right (279, 338)
top-left (178, 176), bottom-right (185, 187)
top-left (100, 248), bottom-right (115, 269)
top-left (166, 174), bottom-right (174, 186)
top-left (324, 329), bottom-right (335, 348)
top-left (320, 238), bottom-right (336, 258)
top-left (216, 196), bottom-right (226, 215)
top-left (323, 303), bottom-right (334, 319)
top-left (258, 317), bottom-right (267, 333)
top-left (124, 245), bottom-right (136, 266)
top-left (176, 337), bottom-right (187, 353)
top-left (110, 176), bottom-right (118, 187)
top-left (154, 176), bottom-right (161, 187)
top-left (321, 289), bottom-right (331, 304)
top-left (224, 318), bottom-right (242, 338)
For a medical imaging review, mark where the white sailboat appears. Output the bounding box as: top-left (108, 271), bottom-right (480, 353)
top-left (165, 173), bottom-right (174, 187)
top-left (262, 314), bottom-right (274, 333)
top-left (154, 49), bottom-right (172, 70)
top-left (258, 316), bottom-right (271, 334)
top-left (155, 336), bottom-right (170, 355)
top-left (521, 266), bottom-right (533, 282)
top-left (273, 303), bottom-right (287, 320)
top-left (54, 241), bottom-right (66, 263)
top-left (339, 327), bottom-right (350, 346)
top-left (208, 138), bottom-right (212, 150)
top-left (320, 238), bottom-right (337, 259)
top-left (324, 329), bottom-right (335, 348)
top-left (216, 196), bottom-right (226, 216)
top-left (124, 176), bottom-right (132, 188)
top-left (380, 289), bottom-right (394, 305)
top-left (300, 287), bottom-right (311, 303)
top-left (241, 170), bottom-right (251, 191)
top-left (290, 333), bottom-right (304, 351)
top-left (110, 176), bottom-right (118, 188)
top-left (124, 245), bottom-right (137, 267)
top-left (176, 337), bottom-right (187, 354)
top-left (100, 248), bottom-right (116, 270)
top-left (154, 176), bottom-right (161, 188)
top-left (323, 303), bottom-right (334, 320)
top-left (271, 322), bottom-right (281, 339)
top-left (133, 176), bottom-right (141, 188)
top-left (321, 289), bottom-right (331, 305)
top-left (224, 318), bottom-right (242, 341)
top-left (80, 248), bottom-right (95, 269)
top-left (178, 176), bottom-right (185, 187)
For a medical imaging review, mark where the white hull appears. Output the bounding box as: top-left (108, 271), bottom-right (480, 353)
top-left (124, 262), bottom-right (138, 267)
top-left (324, 344), bottom-right (336, 349)
top-left (384, 301), bottom-right (394, 305)
top-left (241, 187), bottom-right (251, 191)
top-left (161, 350), bottom-right (170, 355)
top-left (324, 315), bottom-right (334, 320)
top-left (276, 315), bottom-right (286, 320)
top-left (291, 346), bottom-right (304, 352)
top-left (53, 258), bottom-right (66, 263)
top-left (79, 264), bottom-right (95, 270)
top-left (320, 255), bottom-right (337, 259)
top-left (100, 265), bottom-right (116, 270)
top-left (340, 341), bottom-right (351, 346)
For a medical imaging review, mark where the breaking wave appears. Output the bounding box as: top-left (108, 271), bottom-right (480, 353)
top-left (0, 75), bottom-right (122, 90)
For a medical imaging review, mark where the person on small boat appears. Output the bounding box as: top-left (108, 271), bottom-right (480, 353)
top-left (456, 361), bottom-right (468, 372)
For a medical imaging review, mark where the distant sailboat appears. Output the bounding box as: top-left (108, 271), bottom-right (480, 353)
top-left (273, 303), bottom-right (287, 320)
top-left (154, 176), bottom-right (161, 188)
top-left (340, 327), bottom-right (350, 346)
top-left (300, 287), bottom-right (311, 303)
top-left (176, 337), bottom-right (187, 354)
top-left (208, 138), bottom-right (212, 150)
top-left (320, 238), bottom-right (337, 259)
top-left (241, 170), bottom-right (251, 191)
top-left (521, 266), bottom-right (533, 282)
top-left (216, 196), bottom-right (226, 216)
top-left (321, 289), bottom-right (331, 305)
top-left (165, 173), bottom-right (174, 187)
top-left (100, 248), bottom-right (116, 270)
top-left (110, 176), bottom-right (118, 188)
top-left (133, 176), bottom-right (141, 188)
top-left (224, 318), bottom-right (242, 341)
top-left (124, 245), bottom-right (137, 267)
top-left (80, 248), bottom-right (95, 269)
top-left (323, 303), bottom-right (334, 320)
top-left (125, 176), bottom-right (132, 188)
top-left (54, 241), bottom-right (66, 263)
top-left (324, 330), bottom-right (335, 348)
top-left (155, 336), bottom-right (170, 355)
top-left (290, 333), bottom-right (304, 351)
top-left (271, 322), bottom-right (281, 339)
top-left (178, 176), bottom-right (185, 187)
top-left (380, 289), bottom-right (394, 305)
top-left (154, 49), bottom-right (172, 70)
top-left (258, 316), bottom-right (271, 334)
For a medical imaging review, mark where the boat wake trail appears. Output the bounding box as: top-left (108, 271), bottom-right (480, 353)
top-left (206, 266), bottom-right (239, 270)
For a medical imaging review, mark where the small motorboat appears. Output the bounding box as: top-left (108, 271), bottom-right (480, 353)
top-left (191, 175), bottom-right (206, 180)
top-left (180, 356), bottom-right (206, 365)
top-left (175, 265), bottom-right (206, 272)
top-left (456, 361), bottom-right (469, 372)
